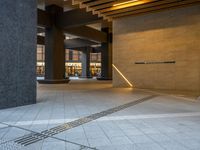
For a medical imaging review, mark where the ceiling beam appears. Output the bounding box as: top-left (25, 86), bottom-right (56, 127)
top-left (64, 26), bottom-right (107, 43)
top-left (59, 8), bottom-right (102, 28)
top-left (37, 9), bottom-right (52, 28)
top-left (37, 35), bottom-right (99, 48)
top-left (37, 28), bottom-right (107, 44)
top-left (37, 25), bottom-right (107, 44)
top-left (65, 38), bottom-right (98, 49)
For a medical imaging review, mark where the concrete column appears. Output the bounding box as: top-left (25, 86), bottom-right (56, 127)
top-left (81, 48), bottom-right (91, 78)
top-left (69, 50), bottom-right (73, 61)
top-left (99, 27), bottom-right (112, 80)
top-left (0, 0), bottom-right (37, 109)
top-left (39, 5), bottom-right (69, 84)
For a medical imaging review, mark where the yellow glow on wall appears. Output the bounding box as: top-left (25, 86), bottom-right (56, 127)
top-left (112, 64), bottom-right (133, 88)
top-left (113, 0), bottom-right (138, 7)
top-left (112, 0), bottom-right (151, 10)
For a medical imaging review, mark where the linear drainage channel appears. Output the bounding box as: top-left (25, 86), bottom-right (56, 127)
top-left (1, 95), bottom-right (157, 149)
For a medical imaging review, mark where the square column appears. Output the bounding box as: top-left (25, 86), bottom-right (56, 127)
top-left (38, 5), bottom-right (69, 84)
top-left (0, 0), bottom-right (37, 109)
top-left (99, 28), bottom-right (112, 80)
top-left (81, 47), bottom-right (91, 78)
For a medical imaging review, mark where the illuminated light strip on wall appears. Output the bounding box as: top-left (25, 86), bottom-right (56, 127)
top-left (113, 0), bottom-right (139, 7)
top-left (112, 64), bottom-right (133, 88)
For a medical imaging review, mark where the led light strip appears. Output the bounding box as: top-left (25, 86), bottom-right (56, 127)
top-left (113, 0), bottom-right (139, 7)
top-left (112, 64), bottom-right (133, 87)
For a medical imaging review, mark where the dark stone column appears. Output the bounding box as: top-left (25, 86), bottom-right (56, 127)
top-left (38, 5), bottom-right (69, 84)
top-left (0, 0), bottom-right (37, 109)
top-left (81, 47), bottom-right (91, 78)
top-left (99, 27), bottom-right (112, 80)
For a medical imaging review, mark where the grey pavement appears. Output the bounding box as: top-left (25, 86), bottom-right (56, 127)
top-left (0, 80), bottom-right (200, 150)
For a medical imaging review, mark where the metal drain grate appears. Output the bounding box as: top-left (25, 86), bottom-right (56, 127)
top-left (14, 132), bottom-right (48, 146)
top-left (13, 95), bottom-right (156, 146)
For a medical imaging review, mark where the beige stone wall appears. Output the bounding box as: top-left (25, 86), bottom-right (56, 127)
top-left (113, 5), bottom-right (200, 95)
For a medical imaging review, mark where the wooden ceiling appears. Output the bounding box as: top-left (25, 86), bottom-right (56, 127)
top-left (72, 0), bottom-right (199, 21)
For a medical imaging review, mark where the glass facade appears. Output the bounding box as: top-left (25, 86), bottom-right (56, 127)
top-left (36, 46), bottom-right (101, 77)
top-left (90, 53), bottom-right (101, 62)
top-left (72, 50), bottom-right (81, 61)
top-left (65, 49), bottom-right (70, 61)
top-left (36, 45), bottom-right (45, 76)
top-left (90, 53), bottom-right (101, 76)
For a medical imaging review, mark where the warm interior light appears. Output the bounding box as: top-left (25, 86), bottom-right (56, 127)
top-left (112, 64), bottom-right (133, 87)
top-left (113, 0), bottom-right (139, 7)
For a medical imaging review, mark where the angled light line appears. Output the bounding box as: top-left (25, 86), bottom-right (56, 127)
top-left (112, 64), bottom-right (133, 87)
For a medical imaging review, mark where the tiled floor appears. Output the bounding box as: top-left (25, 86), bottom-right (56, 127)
top-left (0, 80), bottom-right (200, 150)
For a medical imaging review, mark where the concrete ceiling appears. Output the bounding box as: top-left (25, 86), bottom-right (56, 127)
top-left (37, 0), bottom-right (108, 46)
top-left (37, 0), bottom-right (103, 29)
top-left (37, 0), bottom-right (77, 11)
top-left (87, 23), bottom-right (102, 31)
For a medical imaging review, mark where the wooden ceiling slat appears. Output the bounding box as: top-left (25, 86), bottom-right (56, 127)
top-left (79, 0), bottom-right (93, 3)
top-left (74, 0), bottom-right (200, 20)
top-left (72, 0), bottom-right (92, 5)
top-left (90, 2), bottom-right (116, 10)
top-left (84, 0), bottom-right (115, 6)
top-left (103, 0), bottom-right (177, 16)
top-left (88, 0), bottom-right (142, 10)
top-left (111, 0), bottom-right (198, 18)
top-left (99, 0), bottom-right (154, 13)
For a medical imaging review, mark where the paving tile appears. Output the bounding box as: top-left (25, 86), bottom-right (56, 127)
top-left (147, 133), bottom-right (171, 142)
top-left (135, 143), bottom-right (165, 150)
top-left (88, 137), bottom-right (111, 147)
top-left (104, 129), bottom-right (126, 137)
top-left (122, 128), bottom-right (144, 136)
top-left (67, 138), bottom-right (90, 147)
top-left (0, 80), bottom-right (200, 150)
top-left (109, 136), bottom-right (133, 145)
top-left (42, 141), bottom-right (65, 150)
top-left (85, 131), bottom-right (107, 139)
top-left (97, 144), bottom-right (136, 150)
top-left (176, 139), bottom-right (200, 149)
top-left (128, 135), bottom-right (154, 144)
top-left (66, 131), bottom-right (87, 140)
top-left (158, 141), bottom-right (190, 150)
top-left (139, 127), bottom-right (160, 134)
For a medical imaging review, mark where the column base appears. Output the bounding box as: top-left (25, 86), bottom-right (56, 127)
top-left (97, 77), bottom-right (112, 80)
top-left (79, 76), bottom-right (93, 79)
top-left (37, 79), bottom-right (70, 84)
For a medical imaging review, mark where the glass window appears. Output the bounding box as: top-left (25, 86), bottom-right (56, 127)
top-left (36, 45), bottom-right (45, 76)
top-left (90, 53), bottom-right (101, 62)
top-left (90, 53), bottom-right (97, 62)
top-left (97, 53), bottom-right (101, 62)
top-left (73, 50), bottom-right (81, 61)
top-left (37, 45), bottom-right (45, 62)
top-left (65, 49), bottom-right (69, 61)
